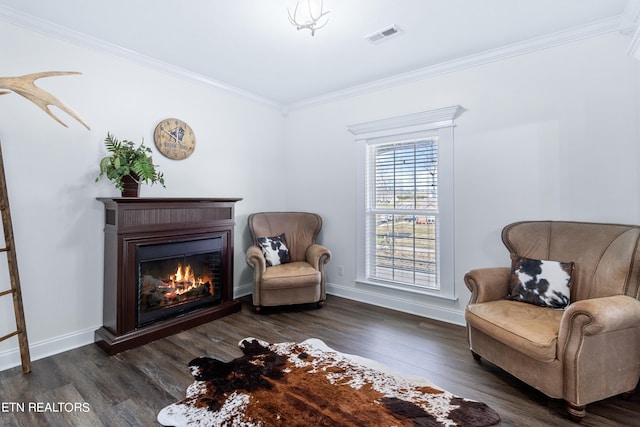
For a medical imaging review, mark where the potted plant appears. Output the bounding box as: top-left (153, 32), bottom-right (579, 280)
top-left (96, 132), bottom-right (165, 197)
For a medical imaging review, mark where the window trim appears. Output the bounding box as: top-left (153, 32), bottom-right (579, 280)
top-left (348, 106), bottom-right (464, 301)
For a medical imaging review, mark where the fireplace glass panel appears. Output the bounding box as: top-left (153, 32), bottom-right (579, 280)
top-left (136, 237), bottom-right (222, 327)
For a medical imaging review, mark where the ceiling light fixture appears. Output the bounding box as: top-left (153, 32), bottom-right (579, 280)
top-left (288, 0), bottom-right (330, 36)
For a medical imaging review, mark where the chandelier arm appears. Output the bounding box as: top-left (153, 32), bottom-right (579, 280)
top-left (287, 2), bottom-right (299, 24)
top-left (308, 0), bottom-right (329, 22)
top-left (308, 0), bottom-right (317, 21)
top-left (288, 0), bottom-right (330, 35)
top-left (314, 19), bottom-right (329, 31)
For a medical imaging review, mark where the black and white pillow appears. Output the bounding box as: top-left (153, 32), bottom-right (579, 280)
top-left (257, 233), bottom-right (291, 267)
top-left (506, 256), bottom-right (574, 309)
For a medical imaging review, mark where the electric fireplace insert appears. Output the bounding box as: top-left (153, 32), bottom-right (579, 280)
top-left (136, 237), bottom-right (222, 327)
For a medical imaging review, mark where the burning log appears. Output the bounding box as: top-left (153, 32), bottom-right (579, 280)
top-left (140, 271), bottom-right (213, 313)
top-left (140, 275), bottom-right (168, 311)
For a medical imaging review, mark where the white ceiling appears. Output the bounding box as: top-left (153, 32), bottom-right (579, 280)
top-left (0, 0), bottom-right (637, 109)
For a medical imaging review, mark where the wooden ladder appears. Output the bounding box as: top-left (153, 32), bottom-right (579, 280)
top-left (0, 139), bottom-right (30, 373)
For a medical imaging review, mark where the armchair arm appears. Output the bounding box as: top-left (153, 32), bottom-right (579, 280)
top-left (306, 244), bottom-right (331, 270)
top-left (246, 245), bottom-right (267, 307)
top-left (559, 295), bottom-right (640, 339)
top-left (558, 295), bottom-right (640, 406)
top-left (246, 245), bottom-right (266, 273)
top-left (464, 267), bottom-right (511, 304)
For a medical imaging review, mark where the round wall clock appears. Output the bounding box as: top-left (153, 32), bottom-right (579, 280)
top-left (154, 118), bottom-right (196, 160)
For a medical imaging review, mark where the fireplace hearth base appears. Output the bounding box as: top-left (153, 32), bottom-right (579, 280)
top-left (95, 198), bottom-right (242, 355)
top-left (95, 300), bottom-right (241, 355)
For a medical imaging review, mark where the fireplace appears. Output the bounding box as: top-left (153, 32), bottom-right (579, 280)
top-left (136, 237), bottom-right (222, 327)
top-left (95, 198), bottom-right (242, 355)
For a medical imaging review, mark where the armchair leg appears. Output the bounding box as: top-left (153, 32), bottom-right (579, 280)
top-left (471, 350), bottom-right (481, 361)
top-left (253, 305), bottom-right (262, 314)
top-left (621, 389), bottom-right (635, 400)
top-left (566, 402), bottom-right (586, 423)
top-left (316, 301), bottom-right (324, 309)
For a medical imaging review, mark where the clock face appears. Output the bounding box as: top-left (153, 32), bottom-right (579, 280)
top-left (154, 118), bottom-right (196, 160)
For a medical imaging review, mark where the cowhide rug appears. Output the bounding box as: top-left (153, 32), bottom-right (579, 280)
top-left (158, 338), bottom-right (500, 427)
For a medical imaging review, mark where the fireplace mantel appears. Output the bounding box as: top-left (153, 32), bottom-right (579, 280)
top-left (95, 197), bottom-right (242, 355)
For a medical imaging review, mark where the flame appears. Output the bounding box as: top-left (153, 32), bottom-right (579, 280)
top-left (166, 263), bottom-right (205, 296)
top-left (171, 263), bottom-right (193, 284)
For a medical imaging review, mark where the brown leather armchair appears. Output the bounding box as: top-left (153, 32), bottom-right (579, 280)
top-left (246, 212), bottom-right (331, 312)
top-left (465, 221), bottom-right (640, 422)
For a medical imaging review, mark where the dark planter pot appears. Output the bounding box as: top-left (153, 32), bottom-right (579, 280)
top-left (121, 174), bottom-right (140, 197)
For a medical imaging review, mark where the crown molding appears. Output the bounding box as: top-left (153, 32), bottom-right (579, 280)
top-left (0, 4), bottom-right (626, 113)
top-left (624, 0), bottom-right (640, 57)
top-left (627, 27), bottom-right (640, 58)
top-left (0, 5), bottom-right (283, 111)
top-left (287, 16), bottom-right (623, 111)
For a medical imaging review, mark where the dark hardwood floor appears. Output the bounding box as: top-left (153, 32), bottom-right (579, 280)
top-left (1, 295), bottom-right (638, 426)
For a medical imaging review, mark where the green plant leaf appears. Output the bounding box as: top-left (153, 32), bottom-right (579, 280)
top-left (95, 132), bottom-right (166, 192)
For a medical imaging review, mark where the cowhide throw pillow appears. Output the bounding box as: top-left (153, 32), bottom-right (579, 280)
top-left (506, 256), bottom-right (574, 309)
top-left (257, 233), bottom-right (291, 267)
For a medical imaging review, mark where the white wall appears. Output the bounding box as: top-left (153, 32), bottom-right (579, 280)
top-left (283, 32), bottom-right (640, 324)
top-left (1, 20), bottom-right (638, 371)
top-left (0, 21), bottom-right (285, 368)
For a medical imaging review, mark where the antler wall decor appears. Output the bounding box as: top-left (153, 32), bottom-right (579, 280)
top-left (0, 71), bottom-right (90, 130)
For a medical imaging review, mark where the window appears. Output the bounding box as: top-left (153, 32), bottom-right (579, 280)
top-left (349, 106), bottom-right (464, 300)
top-left (367, 138), bottom-right (439, 288)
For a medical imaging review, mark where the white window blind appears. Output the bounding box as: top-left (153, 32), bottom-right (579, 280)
top-left (366, 138), bottom-right (439, 289)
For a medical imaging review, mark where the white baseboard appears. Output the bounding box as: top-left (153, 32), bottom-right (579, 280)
top-left (0, 325), bottom-right (99, 372)
top-left (238, 281), bottom-right (466, 326)
top-left (234, 282), bottom-right (253, 299)
top-left (326, 282), bottom-right (466, 326)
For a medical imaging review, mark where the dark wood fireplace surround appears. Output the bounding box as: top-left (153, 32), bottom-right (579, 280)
top-left (95, 197), bottom-right (242, 355)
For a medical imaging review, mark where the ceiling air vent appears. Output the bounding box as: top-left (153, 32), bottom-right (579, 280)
top-left (366, 25), bottom-right (401, 44)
